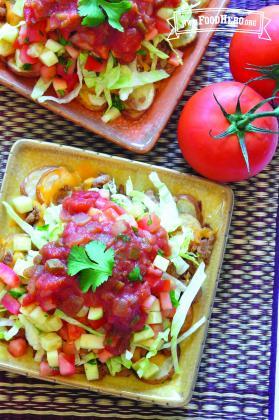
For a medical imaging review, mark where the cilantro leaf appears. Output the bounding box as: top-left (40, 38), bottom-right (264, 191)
top-left (78, 0), bottom-right (132, 32)
top-left (100, 0), bottom-right (132, 32)
top-left (128, 265), bottom-right (142, 282)
top-left (67, 240), bottom-right (115, 292)
top-left (78, 0), bottom-right (106, 27)
top-left (67, 245), bottom-right (94, 276)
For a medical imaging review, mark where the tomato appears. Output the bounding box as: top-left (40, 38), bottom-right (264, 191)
top-left (58, 353), bottom-right (76, 376)
top-left (84, 55), bottom-right (106, 73)
top-left (67, 324), bottom-right (84, 341)
top-left (40, 361), bottom-right (59, 377)
top-left (63, 341), bottom-right (76, 355)
top-left (88, 317), bottom-right (105, 330)
top-left (177, 82), bottom-right (278, 182)
top-left (229, 6), bottom-right (279, 100)
top-left (20, 45), bottom-right (39, 64)
top-left (138, 214), bottom-right (161, 233)
top-left (8, 338), bottom-right (28, 357)
top-left (0, 263), bottom-right (20, 289)
top-left (155, 18), bottom-right (170, 34)
top-left (1, 294), bottom-right (20, 315)
top-left (41, 65), bottom-right (57, 81)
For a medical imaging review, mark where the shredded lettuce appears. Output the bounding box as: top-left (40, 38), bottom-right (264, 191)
top-left (2, 201), bottom-right (48, 249)
top-left (142, 40), bottom-right (169, 60)
top-left (103, 179), bottom-right (117, 195)
top-left (31, 78), bottom-right (52, 101)
top-left (4, 321), bottom-right (21, 341)
top-left (171, 256), bottom-right (189, 275)
top-left (149, 172), bottom-right (181, 233)
top-left (38, 58), bottom-right (83, 104)
top-left (146, 328), bottom-right (170, 358)
top-left (54, 309), bottom-right (103, 336)
top-left (12, 0), bottom-right (25, 17)
top-left (163, 316), bottom-right (206, 349)
top-left (170, 262), bottom-right (206, 372)
top-left (38, 204), bottom-right (64, 242)
top-left (111, 65), bottom-right (169, 90)
top-left (18, 314), bottom-right (41, 350)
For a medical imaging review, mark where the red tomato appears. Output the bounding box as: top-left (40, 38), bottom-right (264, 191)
top-left (138, 214), bottom-right (161, 233)
top-left (67, 324), bottom-right (84, 341)
top-left (155, 18), bottom-right (170, 34)
top-left (8, 338), bottom-right (28, 358)
top-left (40, 361), bottom-right (59, 377)
top-left (84, 55), bottom-right (106, 72)
top-left (63, 341), bottom-right (76, 355)
top-left (58, 353), bottom-right (76, 376)
top-left (88, 317), bottom-right (105, 330)
top-left (177, 82), bottom-right (278, 182)
top-left (0, 263), bottom-right (20, 289)
top-left (58, 323), bottom-right (69, 341)
top-left (20, 45), bottom-right (39, 64)
top-left (41, 65), bottom-right (56, 81)
top-left (229, 6), bottom-right (279, 100)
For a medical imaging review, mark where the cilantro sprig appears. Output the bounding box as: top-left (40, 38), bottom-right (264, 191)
top-left (78, 0), bottom-right (132, 32)
top-left (67, 240), bottom-right (115, 292)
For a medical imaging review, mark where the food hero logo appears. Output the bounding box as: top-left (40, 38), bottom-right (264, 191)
top-left (168, 7), bottom-right (272, 41)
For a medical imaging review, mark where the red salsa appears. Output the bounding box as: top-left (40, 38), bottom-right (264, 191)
top-left (23, 190), bottom-right (170, 355)
top-left (23, 0), bottom-right (181, 63)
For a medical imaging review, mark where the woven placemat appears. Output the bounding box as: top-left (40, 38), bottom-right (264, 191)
top-left (0, 0), bottom-right (278, 418)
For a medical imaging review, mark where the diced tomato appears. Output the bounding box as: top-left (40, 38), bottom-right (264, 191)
top-left (8, 338), bottom-right (28, 358)
top-left (40, 361), bottom-right (59, 377)
top-left (53, 77), bottom-right (67, 96)
top-left (159, 291), bottom-right (173, 311)
top-left (155, 17), bottom-right (171, 34)
top-left (65, 45), bottom-right (79, 59)
top-left (22, 293), bottom-right (35, 307)
top-left (138, 214), bottom-right (161, 233)
top-left (145, 28), bottom-right (158, 41)
top-left (27, 21), bottom-right (47, 43)
top-left (65, 73), bottom-right (79, 91)
top-left (103, 208), bottom-right (119, 222)
top-left (62, 341), bottom-right (76, 355)
top-left (58, 353), bottom-right (76, 376)
top-left (142, 295), bottom-right (156, 312)
top-left (58, 323), bottom-right (69, 341)
top-left (151, 279), bottom-right (171, 295)
top-left (67, 324), bottom-right (84, 341)
top-left (98, 349), bottom-right (113, 363)
top-left (41, 65), bottom-right (56, 81)
top-left (88, 317), bottom-right (105, 330)
top-left (84, 55), bottom-right (106, 72)
top-left (150, 323), bottom-right (163, 337)
top-left (0, 263), bottom-right (20, 289)
top-left (1, 293), bottom-right (20, 315)
top-left (162, 307), bottom-right (176, 318)
top-left (20, 45), bottom-right (39, 64)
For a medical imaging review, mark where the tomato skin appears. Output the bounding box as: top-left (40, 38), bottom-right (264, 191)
top-left (8, 338), bottom-right (28, 357)
top-left (177, 82), bottom-right (278, 182)
top-left (84, 56), bottom-right (106, 72)
top-left (67, 324), bottom-right (84, 341)
top-left (138, 214), bottom-right (161, 233)
top-left (229, 6), bottom-right (279, 99)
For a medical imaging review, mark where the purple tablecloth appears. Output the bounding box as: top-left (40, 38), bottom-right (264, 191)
top-left (0, 0), bottom-right (278, 418)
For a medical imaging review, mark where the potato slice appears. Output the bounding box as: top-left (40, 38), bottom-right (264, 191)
top-left (20, 166), bottom-right (58, 199)
top-left (78, 86), bottom-right (107, 112)
top-left (36, 167), bottom-right (80, 204)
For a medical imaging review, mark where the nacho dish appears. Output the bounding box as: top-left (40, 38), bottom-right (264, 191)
top-left (0, 165), bottom-right (215, 383)
top-left (0, 0), bottom-right (204, 122)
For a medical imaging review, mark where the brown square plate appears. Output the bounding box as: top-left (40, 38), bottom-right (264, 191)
top-left (0, 0), bottom-right (229, 153)
top-left (0, 139), bottom-right (233, 406)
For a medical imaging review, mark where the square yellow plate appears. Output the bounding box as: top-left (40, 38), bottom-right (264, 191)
top-left (0, 139), bottom-right (233, 407)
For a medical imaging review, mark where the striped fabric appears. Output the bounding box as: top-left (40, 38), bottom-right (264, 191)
top-left (0, 0), bottom-right (278, 418)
